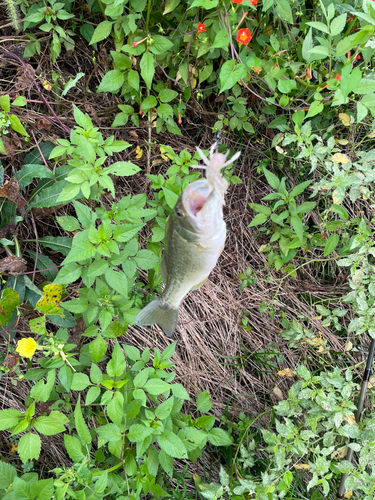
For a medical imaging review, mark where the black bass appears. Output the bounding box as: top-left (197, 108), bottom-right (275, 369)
top-left (134, 146), bottom-right (241, 336)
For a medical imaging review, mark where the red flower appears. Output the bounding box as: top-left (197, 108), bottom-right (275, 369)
top-left (356, 55), bottom-right (361, 60)
top-left (232, 0), bottom-right (243, 3)
top-left (237, 28), bottom-right (252, 45)
top-left (306, 67), bottom-right (312, 80)
top-left (132, 37), bottom-right (147, 48)
top-left (251, 0), bottom-right (258, 4)
top-left (197, 22), bottom-right (206, 33)
top-left (335, 73), bottom-right (341, 81)
top-left (252, 66), bottom-right (262, 75)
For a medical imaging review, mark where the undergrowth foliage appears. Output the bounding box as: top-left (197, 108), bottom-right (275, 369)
top-left (1, 0), bottom-right (375, 499)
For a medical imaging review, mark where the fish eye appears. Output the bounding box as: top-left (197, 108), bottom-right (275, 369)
top-left (175, 208), bottom-right (183, 217)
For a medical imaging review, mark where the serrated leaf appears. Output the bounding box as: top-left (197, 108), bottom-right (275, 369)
top-left (207, 428), bottom-right (232, 446)
top-left (157, 431), bottom-right (187, 458)
top-left (64, 434), bottom-right (85, 462)
top-left (0, 409), bottom-right (22, 431)
top-left (0, 461), bottom-right (17, 489)
top-left (18, 433), bottom-right (41, 463)
top-left (134, 250), bottom-right (160, 270)
top-left (290, 215), bottom-right (304, 243)
top-left (34, 411), bottom-right (68, 436)
top-left (89, 333), bottom-right (107, 363)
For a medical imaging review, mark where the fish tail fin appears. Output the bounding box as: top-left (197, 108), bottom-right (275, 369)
top-left (134, 299), bottom-right (179, 337)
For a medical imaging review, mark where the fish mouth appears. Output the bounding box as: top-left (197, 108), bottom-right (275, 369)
top-left (183, 181), bottom-right (212, 218)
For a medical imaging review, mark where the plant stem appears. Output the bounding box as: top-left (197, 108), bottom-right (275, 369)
top-left (145, 0), bottom-right (152, 31)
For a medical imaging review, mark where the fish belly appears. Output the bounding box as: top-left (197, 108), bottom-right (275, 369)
top-left (161, 226), bottom-right (225, 309)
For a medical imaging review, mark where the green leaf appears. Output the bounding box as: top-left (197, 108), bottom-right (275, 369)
top-left (71, 373), bottom-right (92, 391)
top-left (0, 289), bottom-right (20, 326)
top-left (324, 234), bottom-right (339, 256)
top-left (360, 94), bottom-right (375, 116)
top-left (141, 96), bottom-right (157, 112)
top-left (353, 79), bottom-right (375, 95)
top-left (127, 423), bottom-right (154, 442)
top-left (64, 434), bottom-right (85, 462)
top-left (330, 14), bottom-right (347, 37)
top-left (263, 167), bottom-right (280, 190)
top-left (0, 460), bottom-right (17, 489)
top-left (89, 333), bottom-right (107, 363)
top-left (106, 342), bottom-right (126, 377)
top-left (104, 161), bottom-right (141, 176)
top-left (196, 390), bottom-right (212, 413)
top-left (34, 411), bottom-right (69, 436)
top-left (140, 52), bottom-right (155, 89)
top-left (219, 61), bottom-right (247, 93)
top-left (163, 0), bottom-right (180, 14)
top-left (161, 342), bottom-right (176, 360)
top-left (159, 449), bottom-right (173, 476)
top-left (302, 28), bottom-right (313, 61)
top-left (134, 249), bottom-right (160, 270)
top-left (18, 433), bottom-right (41, 463)
top-left (275, 0), bottom-right (293, 23)
top-left (56, 215), bottom-right (81, 232)
top-left (248, 213), bottom-right (268, 227)
top-left (29, 179), bottom-right (72, 209)
top-left (277, 79), bottom-right (297, 94)
top-left (155, 397), bottom-right (174, 420)
top-left (74, 395), bottom-right (92, 445)
top-left (9, 114), bottom-right (28, 136)
top-left (248, 203), bottom-right (271, 216)
top-left (207, 428), bottom-right (232, 446)
top-left (128, 69), bottom-right (140, 91)
top-left (58, 364), bottom-right (73, 392)
top-left (0, 95), bottom-right (10, 112)
top-left (290, 179), bottom-right (313, 197)
top-left (30, 369), bottom-right (55, 402)
top-left (96, 423), bottom-right (122, 443)
top-left (62, 240), bottom-right (96, 264)
top-left (144, 379), bottom-right (171, 395)
top-left (31, 478), bottom-right (54, 500)
top-left (306, 101), bottom-right (324, 118)
top-left (86, 386), bottom-right (101, 405)
top-left (90, 20), bottom-right (113, 44)
top-left (105, 268), bottom-right (128, 297)
top-left (149, 35), bottom-right (174, 55)
top-left (159, 89), bottom-right (178, 103)
top-left (98, 70), bottom-right (124, 93)
top-left (306, 21), bottom-right (329, 34)
top-left (107, 391), bottom-right (124, 426)
top-left (38, 236), bottom-right (72, 256)
top-left (16, 164), bottom-right (54, 190)
top-left (290, 215), bottom-right (304, 243)
top-left (157, 431), bottom-right (188, 458)
top-left (13, 476), bottom-right (33, 500)
top-left (61, 73), bottom-right (85, 97)
top-left (171, 383), bottom-right (190, 400)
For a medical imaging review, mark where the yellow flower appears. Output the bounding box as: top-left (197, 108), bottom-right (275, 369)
top-left (16, 338), bottom-right (37, 358)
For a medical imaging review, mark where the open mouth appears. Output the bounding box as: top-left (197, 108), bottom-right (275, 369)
top-left (183, 181), bottom-right (212, 218)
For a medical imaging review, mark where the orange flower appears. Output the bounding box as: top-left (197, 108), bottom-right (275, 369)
top-left (251, 0), bottom-right (258, 4)
top-left (232, 0), bottom-right (243, 3)
top-left (335, 73), bottom-right (341, 81)
top-left (178, 110), bottom-right (182, 125)
top-left (306, 67), bottom-right (312, 79)
top-left (252, 66), bottom-right (262, 75)
top-left (197, 22), bottom-right (206, 33)
top-left (237, 28), bottom-right (252, 45)
top-left (347, 51), bottom-right (351, 60)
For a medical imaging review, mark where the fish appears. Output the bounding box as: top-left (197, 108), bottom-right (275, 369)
top-left (134, 144), bottom-right (241, 337)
